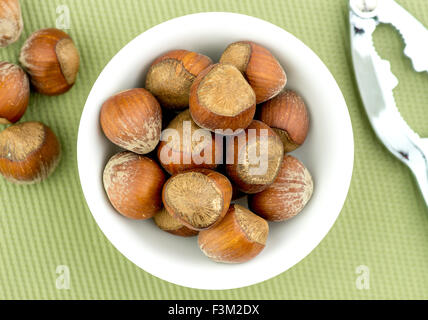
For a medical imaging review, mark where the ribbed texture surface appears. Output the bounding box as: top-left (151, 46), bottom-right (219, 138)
top-left (0, 0), bottom-right (427, 299)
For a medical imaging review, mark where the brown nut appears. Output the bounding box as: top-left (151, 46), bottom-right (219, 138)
top-left (19, 28), bottom-right (80, 95)
top-left (189, 63), bottom-right (256, 133)
top-left (153, 207), bottom-right (199, 237)
top-left (145, 49), bottom-right (212, 110)
top-left (100, 88), bottom-right (162, 154)
top-left (0, 0), bottom-right (23, 47)
top-left (198, 204), bottom-right (269, 263)
top-left (258, 89), bottom-right (309, 152)
top-left (162, 168), bottom-right (232, 231)
top-left (157, 109), bottom-right (222, 174)
top-left (225, 120), bottom-right (284, 194)
top-left (0, 121), bottom-right (61, 184)
top-left (220, 41), bottom-right (286, 104)
top-left (103, 151), bottom-right (166, 220)
top-left (249, 155), bottom-right (313, 221)
top-left (0, 62), bottom-right (29, 124)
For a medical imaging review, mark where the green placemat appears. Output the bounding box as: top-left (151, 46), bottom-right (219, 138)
top-left (0, 0), bottom-right (427, 299)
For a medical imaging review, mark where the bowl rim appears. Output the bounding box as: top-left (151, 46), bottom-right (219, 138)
top-left (77, 11), bottom-right (354, 290)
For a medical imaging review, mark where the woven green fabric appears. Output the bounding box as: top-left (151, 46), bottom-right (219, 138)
top-left (0, 0), bottom-right (427, 299)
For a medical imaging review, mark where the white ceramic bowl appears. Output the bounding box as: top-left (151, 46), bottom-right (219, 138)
top-left (77, 12), bottom-right (354, 290)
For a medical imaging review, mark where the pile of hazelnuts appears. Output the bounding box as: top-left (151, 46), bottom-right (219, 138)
top-left (0, 0), bottom-right (79, 184)
top-left (101, 40), bottom-right (314, 264)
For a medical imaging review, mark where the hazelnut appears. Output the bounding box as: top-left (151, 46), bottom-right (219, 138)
top-left (100, 88), bottom-right (162, 154)
top-left (249, 155), bottom-right (313, 221)
top-left (103, 151), bottom-right (166, 220)
top-left (157, 109), bottom-right (222, 175)
top-left (0, 0), bottom-right (23, 47)
top-left (153, 207), bottom-right (199, 237)
top-left (0, 121), bottom-right (61, 184)
top-left (0, 62), bottom-right (29, 124)
top-left (198, 204), bottom-right (269, 263)
top-left (145, 49), bottom-right (212, 110)
top-left (220, 41), bottom-right (286, 103)
top-left (258, 89), bottom-right (309, 152)
top-left (189, 63), bottom-right (256, 133)
top-left (162, 168), bottom-right (232, 231)
top-left (19, 28), bottom-right (80, 95)
top-left (225, 120), bottom-right (284, 194)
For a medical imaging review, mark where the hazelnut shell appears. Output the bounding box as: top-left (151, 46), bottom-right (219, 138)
top-left (157, 109), bottom-right (222, 174)
top-left (189, 63), bottom-right (256, 133)
top-left (0, 121), bottom-right (61, 184)
top-left (0, 0), bottom-right (23, 47)
top-left (103, 151), bottom-right (166, 220)
top-left (19, 28), bottom-right (80, 95)
top-left (225, 120), bottom-right (284, 194)
top-left (100, 88), bottom-right (162, 154)
top-left (220, 41), bottom-right (286, 103)
top-left (249, 155), bottom-right (313, 221)
top-left (198, 204), bottom-right (269, 263)
top-left (162, 168), bottom-right (232, 231)
top-left (258, 89), bottom-right (309, 153)
top-left (153, 207), bottom-right (199, 237)
top-left (145, 49), bottom-right (212, 110)
top-left (0, 61), bottom-right (29, 124)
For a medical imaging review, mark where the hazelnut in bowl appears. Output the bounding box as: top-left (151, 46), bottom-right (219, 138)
top-left (77, 13), bottom-right (353, 290)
